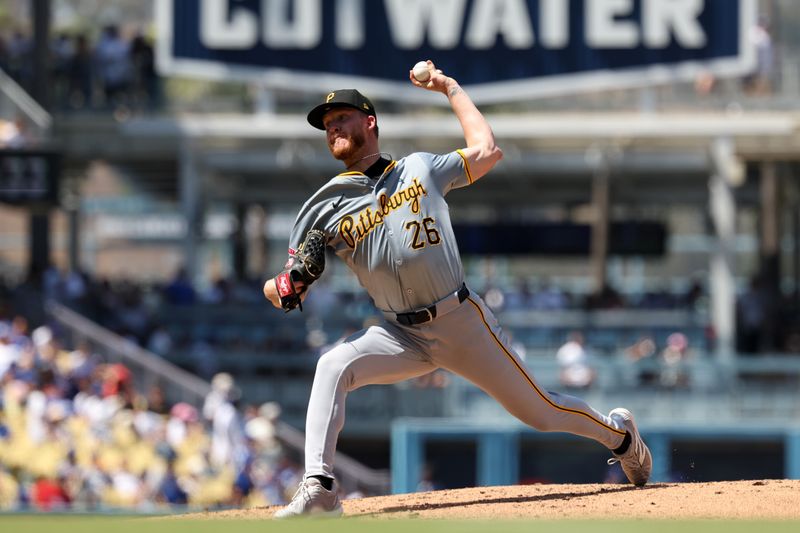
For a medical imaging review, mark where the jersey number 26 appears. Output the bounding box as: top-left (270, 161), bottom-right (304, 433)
top-left (405, 217), bottom-right (441, 250)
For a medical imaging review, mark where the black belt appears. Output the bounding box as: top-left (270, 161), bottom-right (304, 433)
top-left (395, 284), bottom-right (469, 326)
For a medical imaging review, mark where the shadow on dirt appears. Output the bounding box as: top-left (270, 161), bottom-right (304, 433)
top-left (363, 484), bottom-right (672, 516)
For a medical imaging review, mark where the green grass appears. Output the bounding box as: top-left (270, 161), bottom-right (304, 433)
top-left (0, 517), bottom-right (799, 533)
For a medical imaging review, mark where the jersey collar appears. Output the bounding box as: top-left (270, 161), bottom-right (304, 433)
top-left (363, 156), bottom-right (394, 178)
top-left (335, 157), bottom-right (396, 185)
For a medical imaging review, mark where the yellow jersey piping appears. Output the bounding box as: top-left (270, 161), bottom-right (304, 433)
top-left (456, 149), bottom-right (474, 185)
top-left (383, 160), bottom-right (397, 175)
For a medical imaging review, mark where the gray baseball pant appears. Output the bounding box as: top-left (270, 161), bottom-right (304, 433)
top-left (303, 289), bottom-right (627, 479)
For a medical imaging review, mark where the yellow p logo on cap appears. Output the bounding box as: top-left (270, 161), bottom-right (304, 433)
top-left (326, 92), bottom-right (335, 103)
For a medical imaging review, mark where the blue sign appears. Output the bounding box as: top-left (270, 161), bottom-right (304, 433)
top-left (156, 0), bottom-right (756, 102)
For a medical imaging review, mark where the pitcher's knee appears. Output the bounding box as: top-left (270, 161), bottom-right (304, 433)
top-left (316, 349), bottom-right (348, 376)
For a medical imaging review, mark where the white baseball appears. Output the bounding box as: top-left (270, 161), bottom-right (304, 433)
top-left (412, 61), bottom-right (431, 82)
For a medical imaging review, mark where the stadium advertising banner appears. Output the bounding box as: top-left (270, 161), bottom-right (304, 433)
top-left (157, 0), bottom-right (756, 102)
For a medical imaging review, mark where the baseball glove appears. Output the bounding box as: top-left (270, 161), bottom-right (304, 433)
top-left (274, 229), bottom-right (327, 312)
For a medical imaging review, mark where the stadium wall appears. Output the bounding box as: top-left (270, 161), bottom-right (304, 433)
top-left (390, 419), bottom-right (800, 494)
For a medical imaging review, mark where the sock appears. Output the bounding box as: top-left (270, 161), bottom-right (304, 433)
top-left (309, 475), bottom-right (334, 491)
top-left (613, 431), bottom-right (631, 455)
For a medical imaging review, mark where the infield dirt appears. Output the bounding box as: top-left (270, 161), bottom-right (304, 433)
top-left (193, 479), bottom-right (800, 520)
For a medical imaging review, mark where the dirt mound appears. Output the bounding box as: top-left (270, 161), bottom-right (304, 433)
top-left (192, 479), bottom-right (800, 520)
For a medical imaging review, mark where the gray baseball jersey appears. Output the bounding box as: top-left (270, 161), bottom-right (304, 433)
top-left (286, 151), bottom-right (628, 481)
top-left (288, 151), bottom-right (469, 313)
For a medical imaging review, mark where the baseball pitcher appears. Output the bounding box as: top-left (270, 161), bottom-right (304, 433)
top-left (263, 61), bottom-right (652, 518)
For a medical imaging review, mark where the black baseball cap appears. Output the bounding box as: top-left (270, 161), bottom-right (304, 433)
top-left (307, 89), bottom-right (376, 130)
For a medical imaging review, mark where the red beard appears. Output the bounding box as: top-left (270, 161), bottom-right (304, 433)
top-left (329, 129), bottom-right (366, 162)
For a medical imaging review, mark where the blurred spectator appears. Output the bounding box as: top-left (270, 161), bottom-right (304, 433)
top-left (503, 278), bottom-right (533, 310)
top-left (189, 338), bottom-right (218, 380)
top-left (94, 25), bottom-right (131, 110)
top-left (201, 276), bottom-right (232, 304)
top-left (129, 33), bottom-right (159, 111)
top-left (416, 463), bottom-right (442, 492)
top-left (624, 334), bottom-right (658, 387)
top-left (67, 34), bottom-right (93, 109)
top-left (483, 286), bottom-right (505, 310)
top-left (637, 287), bottom-right (675, 310)
top-left (157, 460), bottom-right (188, 506)
top-left (0, 325), bottom-right (19, 379)
top-left (10, 315), bottom-right (31, 345)
top-left (0, 116), bottom-right (33, 148)
top-left (694, 69), bottom-right (717, 96)
top-left (531, 279), bottom-right (569, 310)
top-left (243, 402), bottom-right (302, 505)
top-left (737, 276), bottom-right (768, 354)
top-left (203, 373), bottom-right (233, 422)
top-left (108, 458), bottom-right (145, 508)
top-left (163, 268), bottom-right (196, 306)
top-left (62, 269), bottom-right (89, 302)
top-left (30, 476), bottom-right (71, 511)
top-left (6, 30), bottom-right (32, 90)
top-left (659, 332), bottom-right (691, 389)
top-left (51, 32), bottom-right (75, 109)
top-left (65, 340), bottom-right (98, 383)
top-left (0, 466), bottom-right (19, 510)
top-left (146, 325), bottom-right (174, 357)
top-left (784, 328), bottom-right (800, 353)
top-left (42, 264), bottom-right (63, 302)
top-left (743, 16), bottom-right (774, 96)
top-left (9, 341), bottom-right (38, 384)
top-left (115, 288), bottom-right (150, 343)
top-left (683, 277), bottom-right (705, 310)
top-left (585, 284), bottom-right (624, 310)
top-left (231, 457), bottom-right (255, 506)
top-left (146, 384), bottom-right (169, 415)
top-left (203, 373), bottom-right (247, 472)
top-left (100, 363), bottom-right (134, 407)
top-left (166, 401), bottom-right (198, 450)
top-left (556, 331), bottom-right (595, 390)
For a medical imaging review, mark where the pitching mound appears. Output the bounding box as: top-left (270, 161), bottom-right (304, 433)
top-left (195, 479), bottom-right (800, 520)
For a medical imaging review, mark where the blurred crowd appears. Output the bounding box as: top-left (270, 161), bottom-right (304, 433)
top-left (31, 266), bottom-right (313, 379)
top-left (0, 12), bottom-right (780, 114)
top-left (8, 262), bottom-right (799, 374)
top-left (482, 277), bottom-right (705, 313)
top-left (556, 329), bottom-right (694, 392)
top-left (0, 24), bottom-right (159, 113)
top-left (0, 312), bottom-right (311, 512)
top-left (23, 265), bottom-right (714, 369)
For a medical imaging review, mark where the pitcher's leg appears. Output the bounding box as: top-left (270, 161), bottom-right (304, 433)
top-left (305, 326), bottom-right (435, 478)
top-left (435, 295), bottom-right (626, 450)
